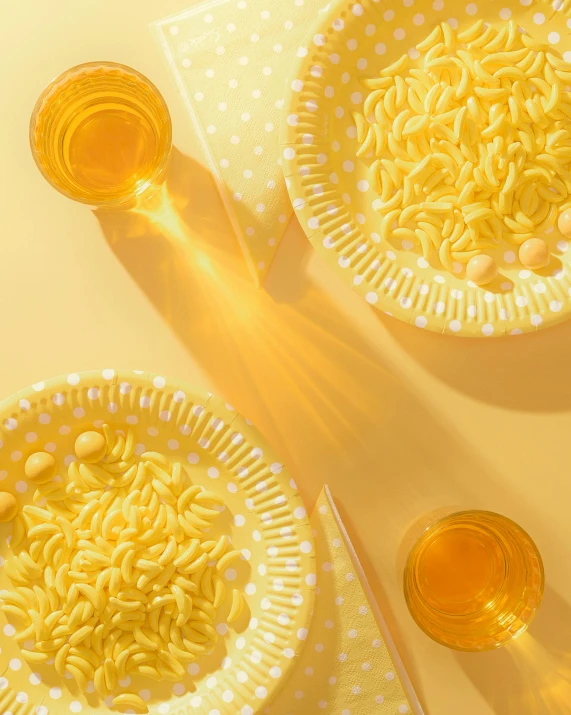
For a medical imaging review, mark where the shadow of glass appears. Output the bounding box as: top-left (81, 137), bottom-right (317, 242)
top-left (378, 311), bottom-right (571, 412)
top-left (455, 585), bottom-right (571, 714)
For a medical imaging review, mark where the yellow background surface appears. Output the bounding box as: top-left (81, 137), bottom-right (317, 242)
top-left (1, 1), bottom-right (570, 713)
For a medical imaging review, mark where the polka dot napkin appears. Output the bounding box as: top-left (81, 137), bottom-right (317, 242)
top-left (269, 486), bottom-right (421, 715)
top-left (155, 0), bottom-right (328, 286)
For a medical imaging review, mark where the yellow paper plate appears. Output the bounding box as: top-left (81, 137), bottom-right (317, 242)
top-left (0, 370), bottom-right (315, 715)
top-left (281, 0), bottom-right (571, 337)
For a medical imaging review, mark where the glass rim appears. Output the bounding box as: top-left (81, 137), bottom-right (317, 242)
top-left (409, 508), bottom-right (543, 548)
top-left (29, 60), bottom-right (173, 208)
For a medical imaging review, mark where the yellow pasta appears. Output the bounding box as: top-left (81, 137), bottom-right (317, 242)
top-left (112, 693), bottom-right (149, 713)
top-left (415, 228), bottom-right (432, 258)
top-left (228, 589), bottom-right (245, 623)
top-left (384, 85), bottom-right (397, 119)
top-left (407, 86), bottom-right (425, 115)
top-left (380, 53), bottom-right (409, 78)
top-left (356, 125), bottom-right (376, 157)
top-left (0, 425), bottom-right (246, 711)
top-left (360, 76), bottom-right (393, 90)
top-left (417, 25), bottom-right (442, 53)
top-left (354, 20), bottom-right (571, 273)
top-left (373, 123), bottom-right (385, 155)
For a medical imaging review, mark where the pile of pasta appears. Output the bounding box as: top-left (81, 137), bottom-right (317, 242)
top-left (1, 426), bottom-right (245, 713)
top-left (354, 19), bottom-right (571, 272)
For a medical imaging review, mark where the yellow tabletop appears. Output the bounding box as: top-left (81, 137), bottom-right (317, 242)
top-left (1, 1), bottom-right (570, 713)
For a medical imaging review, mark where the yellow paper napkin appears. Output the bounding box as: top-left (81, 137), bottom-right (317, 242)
top-left (155, 0), bottom-right (325, 286)
top-left (269, 486), bottom-right (422, 714)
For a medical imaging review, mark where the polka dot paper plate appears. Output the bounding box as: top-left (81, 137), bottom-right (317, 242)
top-left (281, 0), bottom-right (571, 337)
top-left (0, 370), bottom-right (315, 715)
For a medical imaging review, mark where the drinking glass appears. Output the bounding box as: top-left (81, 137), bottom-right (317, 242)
top-left (404, 510), bottom-right (544, 651)
top-left (30, 62), bottom-right (172, 208)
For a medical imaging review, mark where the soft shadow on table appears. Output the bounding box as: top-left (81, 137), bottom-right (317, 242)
top-left (456, 586), bottom-right (571, 714)
top-left (95, 147), bottom-right (550, 710)
top-left (380, 313), bottom-right (571, 413)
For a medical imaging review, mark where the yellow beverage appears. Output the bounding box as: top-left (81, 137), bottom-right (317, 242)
top-left (404, 510), bottom-right (544, 651)
top-left (30, 62), bottom-right (171, 207)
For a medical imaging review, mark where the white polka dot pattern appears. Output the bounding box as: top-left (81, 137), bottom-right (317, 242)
top-left (156, 0), bottom-right (322, 287)
top-left (281, 0), bottom-right (571, 336)
top-left (268, 487), bottom-right (414, 715)
top-left (0, 370), bottom-right (315, 715)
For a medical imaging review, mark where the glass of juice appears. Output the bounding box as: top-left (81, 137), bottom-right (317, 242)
top-left (404, 510), bottom-right (544, 651)
top-left (30, 62), bottom-right (172, 208)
